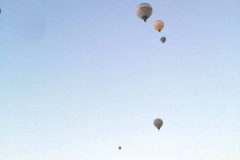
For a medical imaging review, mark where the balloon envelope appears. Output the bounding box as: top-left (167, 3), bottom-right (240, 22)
top-left (160, 37), bottom-right (166, 43)
top-left (136, 3), bottom-right (152, 22)
top-left (154, 20), bottom-right (164, 32)
top-left (119, 146), bottom-right (121, 150)
top-left (153, 118), bottom-right (163, 130)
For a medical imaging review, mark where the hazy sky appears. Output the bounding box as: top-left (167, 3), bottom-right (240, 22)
top-left (1, 0), bottom-right (240, 160)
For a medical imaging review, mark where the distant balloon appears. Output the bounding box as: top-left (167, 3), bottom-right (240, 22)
top-left (154, 20), bottom-right (164, 32)
top-left (119, 146), bottom-right (121, 150)
top-left (160, 37), bottom-right (166, 43)
top-left (153, 118), bottom-right (163, 130)
top-left (136, 3), bottom-right (152, 22)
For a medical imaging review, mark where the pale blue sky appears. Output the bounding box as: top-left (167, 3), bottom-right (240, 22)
top-left (1, 0), bottom-right (240, 160)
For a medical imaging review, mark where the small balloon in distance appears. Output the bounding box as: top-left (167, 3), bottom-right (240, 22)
top-left (160, 37), bottom-right (166, 43)
top-left (153, 118), bottom-right (163, 131)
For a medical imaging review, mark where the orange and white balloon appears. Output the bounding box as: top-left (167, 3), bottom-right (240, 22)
top-left (154, 20), bottom-right (164, 32)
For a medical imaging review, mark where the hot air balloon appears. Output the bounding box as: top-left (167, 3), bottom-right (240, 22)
top-left (154, 20), bottom-right (164, 32)
top-left (119, 146), bottom-right (121, 150)
top-left (160, 37), bottom-right (166, 43)
top-left (136, 3), bottom-right (152, 22)
top-left (153, 118), bottom-right (163, 131)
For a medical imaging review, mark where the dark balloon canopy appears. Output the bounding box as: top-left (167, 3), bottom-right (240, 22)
top-left (118, 146), bottom-right (121, 150)
top-left (153, 118), bottom-right (163, 130)
top-left (160, 37), bottom-right (166, 43)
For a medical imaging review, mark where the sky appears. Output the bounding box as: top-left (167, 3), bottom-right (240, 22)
top-left (0, 0), bottom-right (240, 159)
